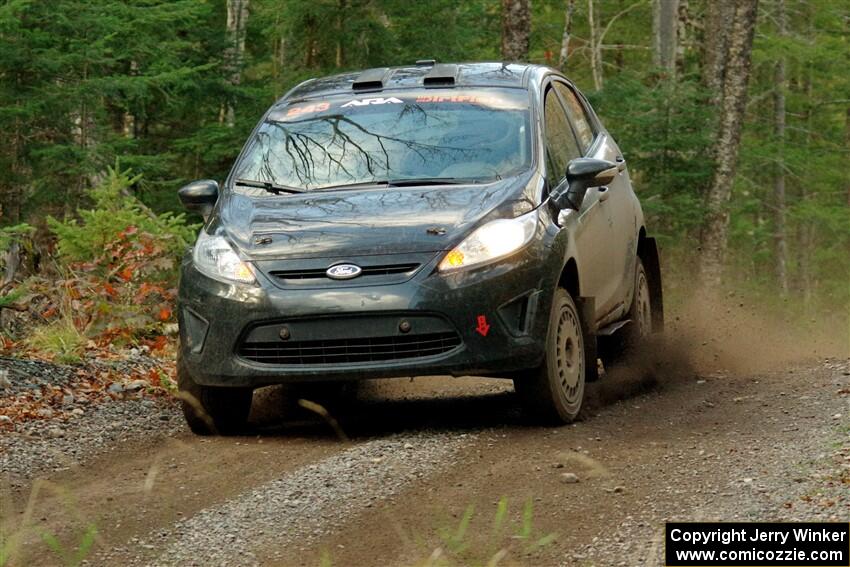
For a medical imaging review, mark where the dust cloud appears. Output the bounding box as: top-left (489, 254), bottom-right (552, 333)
top-left (590, 291), bottom-right (848, 410)
top-left (663, 293), bottom-right (847, 375)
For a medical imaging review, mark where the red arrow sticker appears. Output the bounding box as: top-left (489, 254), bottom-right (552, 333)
top-left (475, 315), bottom-right (490, 337)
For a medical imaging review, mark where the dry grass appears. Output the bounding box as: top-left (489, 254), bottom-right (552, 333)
top-left (24, 319), bottom-right (86, 365)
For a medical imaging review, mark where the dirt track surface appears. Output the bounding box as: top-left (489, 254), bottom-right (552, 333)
top-left (2, 356), bottom-right (848, 566)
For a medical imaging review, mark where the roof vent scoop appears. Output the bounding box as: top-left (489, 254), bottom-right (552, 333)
top-left (352, 67), bottom-right (390, 91)
top-left (423, 63), bottom-right (459, 87)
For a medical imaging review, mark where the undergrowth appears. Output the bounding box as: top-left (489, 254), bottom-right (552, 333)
top-left (319, 497), bottom-right (556, 567)
top-left (1, 164), bottom-right (197, 361)
top-left (423, 497), bottom-right (556, 566)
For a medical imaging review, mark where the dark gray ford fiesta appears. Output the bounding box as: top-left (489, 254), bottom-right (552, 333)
top-left (176, 61), bottom-right (664, 435)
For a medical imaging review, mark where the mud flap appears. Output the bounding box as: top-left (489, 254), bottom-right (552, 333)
top-left (640, 237), bottom-right (665, 333)
top-left (575, 297), bottom-right (599, 382)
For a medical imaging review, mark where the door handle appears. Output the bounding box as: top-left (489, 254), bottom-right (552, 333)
top-left (598, 186), bottom-right (609, 202)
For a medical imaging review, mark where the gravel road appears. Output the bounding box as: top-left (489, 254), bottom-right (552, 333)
top-left (0, 354), bottom-right (182, 486)
top-left (1, 354), bottom-right (847, 566)
top-left (0, 397), bottom-right (180, 486)
top-left (110, 432), bottom-right (477, 566)
top-left (576, 358), bottom-right (850, 566)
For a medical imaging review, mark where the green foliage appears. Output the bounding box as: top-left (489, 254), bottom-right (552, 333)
top-left (314, 496), bottom-right (554, 566)
top-left (728, 0), bottom-right (850, 312)
top-left (0, 223), bottom-right (32, 253)
top-left (589, 73), bottom-right (714, 242)
top-left (0, 0), bottom-right (847, 325)
top-left (0, 286), bottom-right (25, 311)
top-left (425, 497), bottom-right (555, 566)
top-left (12, 165), bottom-right (192, 358)
top-left (438, 505), bottom-right (474, 555)
top-left (40, 524), bottom-right (98, 567)
top-left (48, 164), bottom-right (195, 265)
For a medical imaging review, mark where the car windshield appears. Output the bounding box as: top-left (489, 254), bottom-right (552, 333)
top-left (232, 88), bottom-right (531, 193)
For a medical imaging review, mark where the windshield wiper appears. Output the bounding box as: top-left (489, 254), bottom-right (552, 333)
top-left (234, 178), bottom-right (305, 195)
top-left (311, 181), bottom-right (390, 192)
top-left (234, 176), bottom-right (494, 194)
top-left (387, 177), bottom-right (475, 187)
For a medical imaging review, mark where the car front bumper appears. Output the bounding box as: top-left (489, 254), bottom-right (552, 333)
top-left (177, 247), bottom-right (555, 388)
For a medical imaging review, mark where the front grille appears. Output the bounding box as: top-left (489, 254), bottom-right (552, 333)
top-left (239, 331), bottom-right (461, 365)
top-left (269, 263), bottom-right (419, 282)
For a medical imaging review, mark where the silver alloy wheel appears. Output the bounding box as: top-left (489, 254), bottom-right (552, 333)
top-left (555, 303), bottom-right (584, 405)
top-left (635, 268), bottom-right (652, 337)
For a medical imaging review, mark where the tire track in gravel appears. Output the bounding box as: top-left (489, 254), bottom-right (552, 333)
top-left (2, 385), bottom-right (352, 567)
top-left (4, 377), bottom-right (506, 567)
top-left (279, 359), bottom-right (849, 567)
top-left (1, 398), bottom-right (182, 486)
top-left (112, 431), bottom-right (478, 567)
top-left (4, 431), bottom-right (350, 567)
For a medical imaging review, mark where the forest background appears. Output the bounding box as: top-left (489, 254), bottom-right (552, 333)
top-left (0, 0), bottom-right (847, 359)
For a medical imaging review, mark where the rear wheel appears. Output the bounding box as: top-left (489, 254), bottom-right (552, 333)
top-left (515, 288), bottom-right (587, 423)
top-left (599, 257), bottom-right (652, 365)
top-left (624, 257), bottom-right (652, 350)
top-left (178, 356), bottom-right (253, 436)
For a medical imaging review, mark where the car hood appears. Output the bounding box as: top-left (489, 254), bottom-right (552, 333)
top-left (217, 174), bottom-right (539, 260)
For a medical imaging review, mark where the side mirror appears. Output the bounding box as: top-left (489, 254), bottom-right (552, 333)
top-left (551, 158), bottom-right (618, 210)
top-left (178, 180), bottom-right (219, 220)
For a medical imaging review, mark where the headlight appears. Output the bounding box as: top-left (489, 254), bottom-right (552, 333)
top-left (192, 231), bottom-right (256, 284)
top-left (438, 209), bottom-right (538, 272)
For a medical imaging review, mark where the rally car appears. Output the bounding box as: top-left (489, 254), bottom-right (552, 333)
top-left (176, 61), bottom-right (663, 434)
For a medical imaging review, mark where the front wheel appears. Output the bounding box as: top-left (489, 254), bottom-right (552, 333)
top-left (178, 356), bottom-right (253, 436)
top-left (514, 288), bottom-right (587, 424)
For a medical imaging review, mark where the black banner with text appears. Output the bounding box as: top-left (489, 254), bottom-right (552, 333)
top-left (666, 522), bottom-right (849, 566)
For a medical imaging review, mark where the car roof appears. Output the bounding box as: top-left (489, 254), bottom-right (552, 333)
top-left (281, 62), bottom-right (554, 103)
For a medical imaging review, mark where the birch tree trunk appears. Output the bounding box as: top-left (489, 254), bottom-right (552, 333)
top-left (271, 7), bottom-right (284, 90)
top-left (698, 0), bottom-right (759, 290)
top-left (675, 0), bottom-right (689, 73)
top-left (336, 0), bottom-right (347, 67)
top-left (797, 68), bottom-right (814, 305)
top-left (223, 0), bottom-right (250, 128)
top-left (558, 0), bottom-right (576, 70)
top-left (588, 0), bottom-right (603, 90)
top-left (652, 0), bottom-right (679, 76)
top-left (703, 0), bottom-right (733, 99)
top-left (70, 61), bottom-right (104, 200)
top-left (773, 0), bottom-right (788, 295)
top-left (501, 0), bottom-right (531, 61)
top-left (121, 60), bottom-right (138, 139)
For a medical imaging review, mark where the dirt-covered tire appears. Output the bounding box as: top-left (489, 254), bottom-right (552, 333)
top-left (177, 356), bottom-right (253, 436)
top-left (623, 257), bottom-right (653, 352)
top-left (598, 257), bottom-right (653, 365)
top-left (514, 288), bottom-right (587, 424)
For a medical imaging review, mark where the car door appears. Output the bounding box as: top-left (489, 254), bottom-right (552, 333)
top-left (553, 81), bottom-right (635, 323)
top-left (542, 82), bottom-right (617, 319)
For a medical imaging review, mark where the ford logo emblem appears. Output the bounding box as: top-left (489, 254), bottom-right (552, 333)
top-left (326, 263), bottom-right (363, 280)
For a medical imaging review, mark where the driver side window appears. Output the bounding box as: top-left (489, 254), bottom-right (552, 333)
top-left (543, 87), bottom-right (582, 188)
